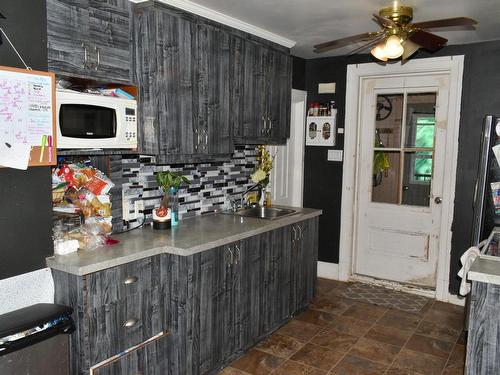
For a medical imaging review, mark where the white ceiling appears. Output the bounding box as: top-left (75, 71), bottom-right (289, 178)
top-left (181, 0), bottom-right (500, 58)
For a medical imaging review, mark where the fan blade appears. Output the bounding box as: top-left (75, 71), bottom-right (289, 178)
top-left (348, 34), bottom-right (387, 55)
top-left (411, 17), bottom-right (477, 30)
top-left (0, 11), bottom-right (5, 19)
top-left (408, 29), bottom-right (447, 51)
top-left (314, 32), bottom-right (374, 53)
top-left (373, 13), bottom-right (396, 28)
top-left (402, 39), bottom-right (420, 60)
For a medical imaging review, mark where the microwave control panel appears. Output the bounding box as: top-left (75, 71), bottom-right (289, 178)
top-left (125, 107), bottom-right (137, 144)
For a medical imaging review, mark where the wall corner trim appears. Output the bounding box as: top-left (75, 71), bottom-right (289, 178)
top-left (149, 0), bottom-right (296, 48)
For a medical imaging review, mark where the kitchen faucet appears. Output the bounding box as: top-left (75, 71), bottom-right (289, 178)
top-left (229, 183), bottom-right (261, 212)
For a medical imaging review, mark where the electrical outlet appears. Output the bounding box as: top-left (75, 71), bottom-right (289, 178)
top-left (134, 200), bottom-right (144, 217)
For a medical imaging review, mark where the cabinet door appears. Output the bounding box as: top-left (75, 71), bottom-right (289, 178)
top-left (132, 6), bottom-right (159, 155)
top-left (197, 23), bottom-right (233, 156)
top-left (156, 9), bottom-right (197, 156)
top-left (234, 235), bottom-right (265, 352)
top-left (261, 227), bottom-right (292, 334)
top-left (267, 49), bottom-right (292, 143)
top-left (291, 219), bottom-right (319, 313)
top-left (47, 0), bottom-right (89, 76)
top-left (88, 0), bottom-right (131, 83)
top-left (197, 245), bottom-right (233, 374)
top-left (237, 40), bottom-right (267, 142)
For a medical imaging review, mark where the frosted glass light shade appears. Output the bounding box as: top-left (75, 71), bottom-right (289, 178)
top-left (371, 44), bottom-right (388, 61)
top-left (384, 35), bottom-right (404, 59)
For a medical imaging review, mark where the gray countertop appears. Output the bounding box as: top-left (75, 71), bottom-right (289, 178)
top-left (468, 257), bottom-right (500, 286)
top-left (46, 207), bottom-right (322, 276)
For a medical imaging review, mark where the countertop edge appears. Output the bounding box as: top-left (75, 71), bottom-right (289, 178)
top-left (46, 209), bottom-right (322, 276)
top-left (468, 257), bottom-right (500, 286)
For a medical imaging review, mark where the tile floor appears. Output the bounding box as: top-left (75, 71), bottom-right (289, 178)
top-left (219, 279), bottom-right (466, 375)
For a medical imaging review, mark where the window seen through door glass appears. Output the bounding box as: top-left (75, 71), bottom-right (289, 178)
top-left (404, 93), bottom-right (436, 148)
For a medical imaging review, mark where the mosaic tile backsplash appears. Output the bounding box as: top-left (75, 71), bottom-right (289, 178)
top-left (117, 146), bottom-right (257, 230)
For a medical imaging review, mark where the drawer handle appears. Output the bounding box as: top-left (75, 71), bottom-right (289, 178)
top-left (124, 276), bottom-right (138, 285)
top-left (124, 318), bottom-right (139, 328)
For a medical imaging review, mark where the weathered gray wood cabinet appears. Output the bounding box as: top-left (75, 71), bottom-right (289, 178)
top-left (132, 2), bottom-right (233, 161)
top-left (465, 280), bottom-right (500, 375)
top-left (47, 0), bottom-right (131, 83)
top-left (132, 1), bottom-right (292, 160)
top-left (233, 40), bottom-right (292, 145)
top-left (52, 217), bottom-right (318, 375)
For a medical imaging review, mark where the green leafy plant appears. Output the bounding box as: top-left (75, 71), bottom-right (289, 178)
top-left (156, 171), bottom-right (190, 192)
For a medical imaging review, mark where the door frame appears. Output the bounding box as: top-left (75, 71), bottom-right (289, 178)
top-left (339, 56), bottom-right (465, 304)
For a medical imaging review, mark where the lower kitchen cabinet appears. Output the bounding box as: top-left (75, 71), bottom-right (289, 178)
top-left (53, 217), bottom-right (318, 375)
top-left (466, 280), bottom-right (500, 375)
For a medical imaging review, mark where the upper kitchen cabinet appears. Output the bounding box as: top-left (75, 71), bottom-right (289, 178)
top-left (47, 0), bottom-right (131, 83)
top-left (132, 1), bottom-right (233, 160)
top-left (233, 39), bottom-right (292, 145)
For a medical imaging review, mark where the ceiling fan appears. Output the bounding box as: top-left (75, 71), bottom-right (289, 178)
top-left (313, 1), bottom-right (477, 61)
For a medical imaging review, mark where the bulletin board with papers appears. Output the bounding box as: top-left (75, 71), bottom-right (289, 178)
top-left (0, 65), bottom-right (56, 169)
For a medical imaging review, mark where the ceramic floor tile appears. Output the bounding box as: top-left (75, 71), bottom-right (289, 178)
top-left (415, 300), bottom-right (434, 316)
top-left (441, 360), bottom-right (465, 375)
top-left (388, 348), bottom-right (447, 375)
top-left (290, 343), bottom-right (344, 371)
top-left (272, 360), bottom-right (328, 375)
top-left (405, 333), bottom-right (454, 358)
top-left (328, 315), bottom-right (374, 337)
top-left (329, 354), bottom-right (388, 375)
top-left (309, 296), bottom-right (354, 315)
top-left (310, 328), bottom-right (359, 353)
top-left (364, 324), bottom-right (412, 347)
top-left (448, 344), bottom-right (465, 364)
top-left (348, 337), bottom-right (401, 366)
top-left (376, 309), bottom-right (422, 332)
top-left (423, 309), bottom-right (464, 331)
top-left (230, 349), bottom-right (284, 375)
top-left (276, 319), bottom-right (324, 342)
top-left (255, 333), bottom-right (304, 358)
top-left (432, 301), bottom-right (465, 315)
top-left (341, 302), bottom-right (387, 322)
top-left (295, 308), bottom-right (336, 326)
top-left (218, 367), bottom-right (251, 375)
top-left (415, 320), bottom-right (461, 343)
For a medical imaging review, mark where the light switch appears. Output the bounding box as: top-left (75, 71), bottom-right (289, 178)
top-left (318, 82), bottom-right (336, 94)
top-left (327, 149), bottom-right (343, 162)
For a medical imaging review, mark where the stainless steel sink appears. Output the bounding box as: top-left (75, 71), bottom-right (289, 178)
top-left (233, 207), bottom-right (297, 220)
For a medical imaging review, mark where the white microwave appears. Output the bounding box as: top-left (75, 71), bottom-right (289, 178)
top-left (56, 90), bottom-right (138, 149)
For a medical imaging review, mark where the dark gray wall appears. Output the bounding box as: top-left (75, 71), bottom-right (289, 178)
top-left (292, 56), bottom-right (306, 90)
top-left (0, 0), bottom-right (53, 280)
top-left (299, 39), bottom-right (500, 294)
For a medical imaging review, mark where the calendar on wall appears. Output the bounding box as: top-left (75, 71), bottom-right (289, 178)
top-left (0, 65), bottom-right (56, 168)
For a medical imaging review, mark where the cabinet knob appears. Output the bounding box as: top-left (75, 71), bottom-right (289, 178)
top-left (124, 276), bottom-right (138, 285)
top-left (123, 318), bottom-right (140, 328)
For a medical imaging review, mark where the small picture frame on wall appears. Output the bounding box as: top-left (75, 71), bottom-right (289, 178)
top-left (306, 112), bottom-right (336, 146)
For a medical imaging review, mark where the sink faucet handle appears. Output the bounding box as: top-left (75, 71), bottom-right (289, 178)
top-left (229, 199), bottom-right (240, 213)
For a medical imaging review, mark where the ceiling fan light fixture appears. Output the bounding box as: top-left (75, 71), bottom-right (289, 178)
top-left (384, 35), bottom-right (404, 59)
top-left (370, 44), bottom-right (388, 61)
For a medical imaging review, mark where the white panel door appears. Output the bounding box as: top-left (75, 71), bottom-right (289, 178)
top-left (269, 89), bottom-right (306, 207)
top-left (355, 74), bottom-right (450, 288)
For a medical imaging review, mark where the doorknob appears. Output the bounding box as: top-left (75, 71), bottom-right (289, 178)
top-left (402, 185), bottom-right (409, 191)
top-left (434, 197), bottom-right (442, 204)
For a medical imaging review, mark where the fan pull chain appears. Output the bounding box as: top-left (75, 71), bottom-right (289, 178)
top-left (0, 27), bottom-right (31, 70)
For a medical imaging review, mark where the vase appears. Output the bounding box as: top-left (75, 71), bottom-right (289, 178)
top-left (168, 187), bottom-right (179, 226)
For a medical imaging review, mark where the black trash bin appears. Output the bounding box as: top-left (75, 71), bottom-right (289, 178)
top-left (0, 303), bottom-right (74, 375)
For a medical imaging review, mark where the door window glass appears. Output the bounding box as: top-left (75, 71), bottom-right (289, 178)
top-left (371, 92), bottom-right (437, 207)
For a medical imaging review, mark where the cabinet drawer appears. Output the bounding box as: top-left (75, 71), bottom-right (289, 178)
top-left (86, 258), bottom-right (154, 307)
top-left (86, 257), bottom-right (162, 364)
top-left (92, 333), bottom-right (169, 375)
top-left (88, 293), bottom-right (162, 365)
